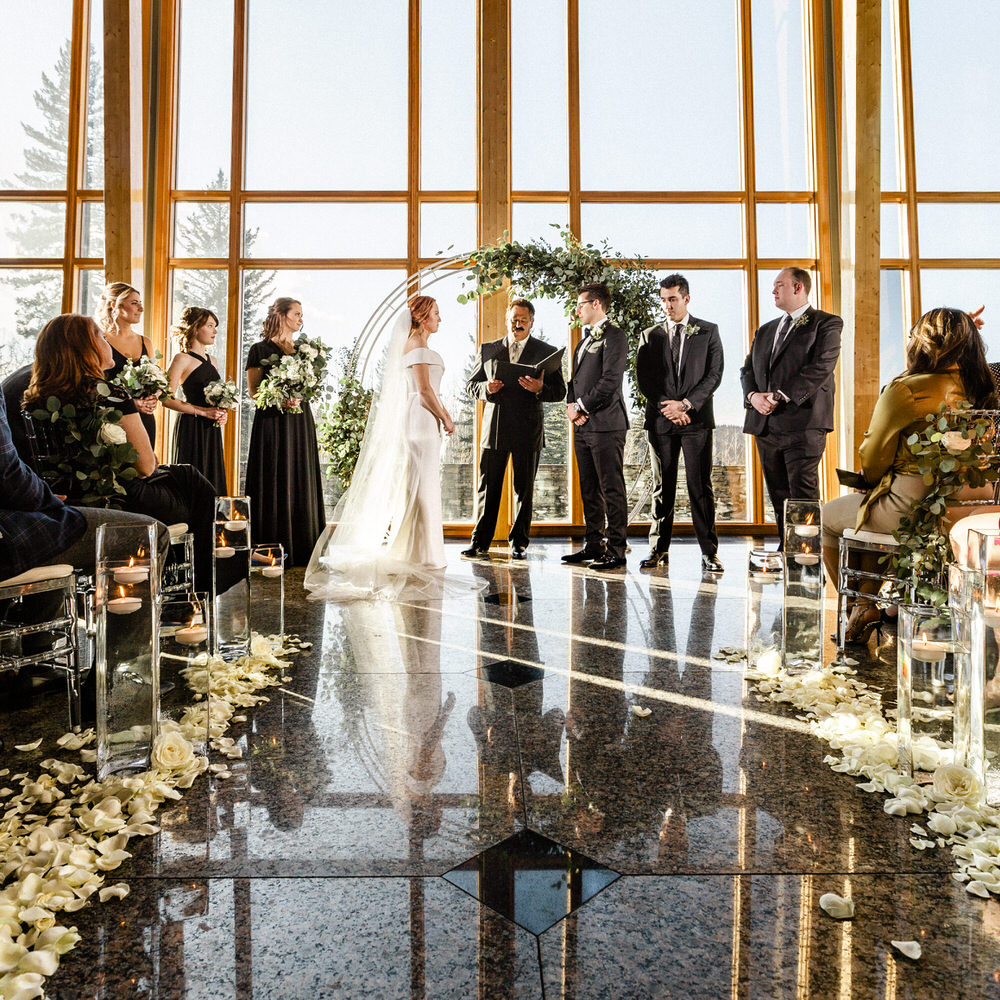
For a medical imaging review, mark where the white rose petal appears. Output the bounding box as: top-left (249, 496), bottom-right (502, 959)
top-left (0, 972), bottom-right (46, 1000)
top-left (98, 884), bottom-right (130, 903)
top-left (819, 893), bottom-right (854, 919)
top-left (15, 949), bottom-right (59, 977)
top-left (99, 422), bottom-right (128, 446)
top-left (33, 926), bottom-right (80, 955)
top-left (891, 940), bottom-right (922, 960)
top-left (927, 812), bottom-right (958, 837)
top-left (966, 880), bottom-right (991, 898)
top-left (13, 741), bottom-right (41, 753)
top-left (0, 938), bottom-right (28, 973)
top-left (630, 705), bottom-right (652, 718)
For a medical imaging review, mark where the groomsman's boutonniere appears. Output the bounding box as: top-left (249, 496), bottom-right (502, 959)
top-left (790, 313), bottom-right (811, 332)
top-left (682, 322), bottom-right (700, 338)
top-left (586, 325), bottom-right (606, 352)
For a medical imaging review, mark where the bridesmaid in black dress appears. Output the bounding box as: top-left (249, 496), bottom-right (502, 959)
top-left (245, 296), bottom-right (326, 565)
top-left (163, 306), bottom-right (229, 494)
top-left (97, 281), bottom-right (159, 448)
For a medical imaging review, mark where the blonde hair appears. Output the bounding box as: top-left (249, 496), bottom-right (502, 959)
top-left (171, 306), bottom-right (219, 350)
top-left (262, 297), bottom-right (301, 342)
top-left (97, 281), bottom-right (141, 335)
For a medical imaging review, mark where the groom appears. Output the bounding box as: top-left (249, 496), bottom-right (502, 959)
top-left (463, 298), bottom-right (567, 558)
top-left (563, 282), bottom-right (630, 571)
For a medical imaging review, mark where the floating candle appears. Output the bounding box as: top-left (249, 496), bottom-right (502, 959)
top-left (225, 520), bottom-right (247, 532)
top-left (261, 566), bottom-right (283, 578)
top-left (793, 553), bottom-right (820, 565)
top-left (214, 546), bottom-right (235, 559)
top-left (107, 597), bottom-right (142, 615)
top-left (793, 525), bottom-right (820, 538)
top-left (113, 565), bottom-right (149, 585)
top-left (175, 625), bottom-right (208, 645)
top-left (911, 638), bottom-right (948, 663)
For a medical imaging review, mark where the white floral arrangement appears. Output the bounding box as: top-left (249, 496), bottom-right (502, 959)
top-left (112, 353), bottom-right (171, 401)
top-left (203, 378), bottom-right (239, 410)
top-left (254, 334), bottom-right (331, 414)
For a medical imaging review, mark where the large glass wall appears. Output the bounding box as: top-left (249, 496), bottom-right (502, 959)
top-left (0, 0), bottom-right (104, 380)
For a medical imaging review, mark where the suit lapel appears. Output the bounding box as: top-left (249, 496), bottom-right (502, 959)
top-left (770, 308), bottom-right (815, 368)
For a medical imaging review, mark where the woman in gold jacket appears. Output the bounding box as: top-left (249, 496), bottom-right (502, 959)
top-left (822, 308), bottom-right (996, 642)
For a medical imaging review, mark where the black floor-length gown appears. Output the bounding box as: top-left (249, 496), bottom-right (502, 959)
top-left (173, 352), bottom-right (227, 494)
top-left (107, 342), bottom-right (157, 448)
top-left (244, 340), bottom-right (325, 565)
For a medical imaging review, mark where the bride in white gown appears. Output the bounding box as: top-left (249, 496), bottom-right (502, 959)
top-left (305, 295), bottom-right (462, 600)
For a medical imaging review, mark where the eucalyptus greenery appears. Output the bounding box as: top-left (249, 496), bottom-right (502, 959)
top-left (887, 403), bottom-right (996, 605)
top-left (315, 349), bottom-right (374, 490)
top-left (30, 383), bottom-right (140, 507)
top-left (459, 226), bottom-right (660, 410)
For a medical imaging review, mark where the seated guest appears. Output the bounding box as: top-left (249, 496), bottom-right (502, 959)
top-left (21, 314), bottom-right (216, 590)
top-left (1, 364), bottom-right (32, 463)
top-left (822, 308), bottom-right (996, 642)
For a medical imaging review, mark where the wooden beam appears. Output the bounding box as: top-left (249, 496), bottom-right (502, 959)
top-left (852, 0), bottom-right (881, 459)
top-left (103, 0), bottom-right (145, 288)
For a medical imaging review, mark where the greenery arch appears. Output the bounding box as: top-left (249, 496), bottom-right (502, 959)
top-left (317, 229), bottom-right (661, 490)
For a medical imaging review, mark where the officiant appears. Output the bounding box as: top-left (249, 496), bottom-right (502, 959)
top-left (463, 297), bottom-right (567, 559)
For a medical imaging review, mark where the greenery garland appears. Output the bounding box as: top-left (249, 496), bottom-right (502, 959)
top-left (30, 384), bottom-right (139, 508)
top-left (315, 349), bottom-right (374, 490)
top-left (460, 226), bottom-right (659, 411)
top-left (887, 403), bottom-right (996, 605)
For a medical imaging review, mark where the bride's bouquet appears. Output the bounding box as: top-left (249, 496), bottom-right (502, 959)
top-left (254, 334), bottom-right (331, 414)
top-left (203, 378), bottom-right (239, 424)
top-left (113, 353), bottom-right (172, 400)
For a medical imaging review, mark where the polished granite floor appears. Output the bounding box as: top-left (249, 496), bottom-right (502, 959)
top-left (5, 538), bottom-right (1000, 999)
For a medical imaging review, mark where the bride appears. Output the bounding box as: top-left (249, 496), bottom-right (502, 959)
top-left (304, 294), bottom-right (460, 600)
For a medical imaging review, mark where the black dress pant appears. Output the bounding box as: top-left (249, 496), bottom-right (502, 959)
top-left (647, 426), bottom-right (717, 556)
top-left (754, 428), bottom-right (828, 546)
top-left (574, 429), bottom-right (627, 560)
top-left (471, 446), bottom-right (540, 549)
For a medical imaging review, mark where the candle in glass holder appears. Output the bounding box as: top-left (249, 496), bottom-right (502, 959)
top-left (225, 519), bottom-right (247, 532)
top-left (911, 636), bottom-right (948, 662)
top-left (107, 596), bottom-right (142, 615)
top-left (113, 557), bottom-right (149, 585)
top-left (215, 546), bottom-right (235, 559)
top-left (793, 553), bottom-right (820, 565)
top-left (793, 525), bottom-right (820, 538)
top-left (175, 623), bottom-right (208, 645)
top-left (262, 564), bottom-right (283, 578)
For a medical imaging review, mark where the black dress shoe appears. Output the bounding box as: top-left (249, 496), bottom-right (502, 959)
top-left (589, 556), bottom-right (627, 572)
top-left (510, 546), bottom-right (527, 560)
top-left (562, 547), bottom-right (604, 564)
top-left (461, 544), bottom-right (489, 559)
top-left (701, 554), bottom-right (724, 573)
top-left (639, 550), bottom-right (668, 569)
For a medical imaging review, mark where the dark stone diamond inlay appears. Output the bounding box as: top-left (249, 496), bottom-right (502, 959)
top-left (480, 659), bottom-right (544, 689)
top-left (442, 829), bottom-right (619, 935)
top-left (482, 589), bottom-right (532, 606)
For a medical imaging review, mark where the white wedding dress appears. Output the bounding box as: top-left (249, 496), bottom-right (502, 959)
top-left (304, 312), bottom-right (474, 602)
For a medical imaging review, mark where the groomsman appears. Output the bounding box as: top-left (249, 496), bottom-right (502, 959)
top-left (563, 282), bottom-right (630, 571)
top-left (740, 267), bottom-right (842, 545)
top-left (463, 298), bottom-right (567, 558)
top-left (636, 274), bottom-right (724, 573)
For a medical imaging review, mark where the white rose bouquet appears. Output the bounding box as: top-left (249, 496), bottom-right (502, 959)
top-left (254, 334), bottom-right (331, 414)
top-left (113, 353), bottom-right (172, 401)
top-left (203, 378), bottom-right (239, 411)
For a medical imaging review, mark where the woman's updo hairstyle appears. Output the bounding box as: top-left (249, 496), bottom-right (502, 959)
top-left (96, 281), bottom-right (140, 336)
top-left (261, 297), bottom-right (300, 342)
top-left (906, 307), bottom-right (996, 408)
top-left (171, 307), bottom-right (219, 350)
top-left (408, 295), bottom-right (436, 332)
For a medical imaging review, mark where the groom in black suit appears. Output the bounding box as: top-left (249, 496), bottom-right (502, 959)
top-left (636, 274), bottom-right (724, 573)
top-left (563, 282), bottom-right (630, 572)
top-left (463, 298), bottom-right (567, 558)
top-left (740, 267), bottom-right (843, 545)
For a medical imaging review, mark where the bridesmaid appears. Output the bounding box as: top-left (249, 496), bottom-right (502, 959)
top-left (97, 281), bottom-right (158, 448)
top-left (163, 306), bottom-right (229, 494)
top-left (245, 296), bottom-right (325, 565)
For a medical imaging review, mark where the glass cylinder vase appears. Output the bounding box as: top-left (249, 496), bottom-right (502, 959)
top-left (159, 591), bottom-right (211, 756)
top-left (213, 497), bottom-right (251, 659)
top-left (746, 549), bottom-right (784, 670)
top-left (897, 604), bottom-right (965, 777)
top-left (782, 500), bottom-right (823, 671)
top-left (95, 523), bottom-right (160, 780)
top-left (954, 529), bottom-right (1000, 803)
top-left (250, 542), bottom-right (285, 638)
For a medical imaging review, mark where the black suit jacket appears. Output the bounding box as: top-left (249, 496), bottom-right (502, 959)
top-left (566, 321), bottom-right (630, 435)
top-left (739, 307), bottom-right (842, 438)
top-left (636, 316), bottom-right (723, 434)
top-left (1, 365), bottom-right (33, 464)
top-left (466, 335), bottom-right (567, 451)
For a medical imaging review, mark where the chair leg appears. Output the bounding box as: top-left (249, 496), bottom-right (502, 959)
top-left (836, 538), bottom-right (850, 658)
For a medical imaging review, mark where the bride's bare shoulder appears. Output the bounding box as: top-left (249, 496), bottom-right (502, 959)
top-left (403, 335), bottom-right (427, 357)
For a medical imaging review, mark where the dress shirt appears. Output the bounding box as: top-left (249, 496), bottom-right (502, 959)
top-left (506, 332), bottom-right (528, 364)
top-left (575, 317), bottom-right (608, 413)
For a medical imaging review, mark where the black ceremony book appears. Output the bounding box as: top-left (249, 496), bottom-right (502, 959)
top-left (486, 347), bottom-right (565, 384)
top-left (836, 468), bottom-right (869, 490)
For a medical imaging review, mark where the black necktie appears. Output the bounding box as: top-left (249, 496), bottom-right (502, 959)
top-left (669, 325), bottom-right (681, 375)
top-left (771, 315), bottom-right (791, 361)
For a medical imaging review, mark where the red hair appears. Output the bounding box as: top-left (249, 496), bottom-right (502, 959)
top-left (408, 295), bottom-right (436, 332)
top-left (23, 314), bottom-right (108, 408)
